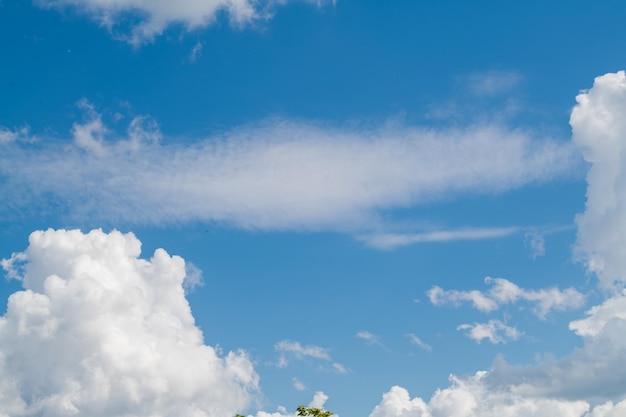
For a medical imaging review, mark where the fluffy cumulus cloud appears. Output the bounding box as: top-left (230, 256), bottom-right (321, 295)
top-left (428, 277), bottom-right (585, 319)
top-left (34, 0), bottom-right (331, 44)
top-left (0, 229), bottom-right (258, 417)
top-left (0, 105), bottom-right (578, 233)
top-left (369, 374), bottom-right (626, 417)
top-left (0, 126), bottom-right (31, 143)
top-left (572, 70), bottom-right (626, 288)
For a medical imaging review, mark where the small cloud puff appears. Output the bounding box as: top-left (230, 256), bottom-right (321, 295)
top-left (457, 319), bottom-right (522, 344)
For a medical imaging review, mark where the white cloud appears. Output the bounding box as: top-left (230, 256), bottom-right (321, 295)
top-left (182, 261), bottom-right (204, 293)
top-left (275, 340), bottom-right (331, 369)
top-left (332, 363), bottom-right (348, 374)
top-left (273, 340), bottom-right (346, 374)
top-left (275, 340), bottom-right (331, 361)
top-left (374, 72), bottom-right (626, 415)
top-left (457, 319), bottom-right (522, 344)
top-left (525, 229), bottom-right (546, 258)
top-left (406, 333), bottom-right (432, 351)
top-left (0, 125), bottom-right (31, 143)
top-left (369, 386), bottom-right (430, 417)
top-left (292, 377), bottom-right (307, 391)
top-left (309, 391), bottom-right (329, 408)
top-left (356, 330), bottom-right (379, 343)
top-left (370, 291), bottom-right (626, 416)
top-left (465, 70), bottom-right (522, 97)
top-left (428, 286), bottom-right (498, 312)
top-left (369, 374), bottom-right (591, 417)
top-left (189, 41), bottom-right (203, 62)
top-left (572, 70), bottom-right (626, 288)
top-left (356, 330), bottom-right (387, 350)
top-left (360, 227), bottom-right (519, 250)
top-left (71, 99), bottom-right (109, 156)
top-left (0, 229), bottom-right (258, 417)
top-left (587, 400), bottom-right (626, 417)
top-left (0, 103), bottom-right (579, 234)
top-left (251, 391), bottom-right (332, 417)
top-left (569, 289), bottom-right (626, 338)
top-left (34, 0), bottom-right (333, 45)
top-left (428, 277), bottom-right (585, 319)
top-left (485, 288), bottom-right (626, 402)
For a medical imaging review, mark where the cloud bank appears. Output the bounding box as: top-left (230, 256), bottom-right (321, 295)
top-left (0, 107), bottom-right (578, 233)
top-left (366, 70), bottom-right (626, 417)
top-left (0, 229), bottom-right (258, 417)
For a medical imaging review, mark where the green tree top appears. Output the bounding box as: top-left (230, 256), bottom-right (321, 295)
top-left (235, 405), bottom-right (334, 417)
top-left (296, 405), bottom-right (334, 417)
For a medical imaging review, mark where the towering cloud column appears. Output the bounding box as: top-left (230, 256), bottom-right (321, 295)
top-left (572, 70), bottom-right (626, 288)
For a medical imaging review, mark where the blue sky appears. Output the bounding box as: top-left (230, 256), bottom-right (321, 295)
top-left (2, 1), bottom-right (626, 416)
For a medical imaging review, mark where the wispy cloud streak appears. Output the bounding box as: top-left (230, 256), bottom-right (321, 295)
top-left (0, 106), bottom-right (580, 234)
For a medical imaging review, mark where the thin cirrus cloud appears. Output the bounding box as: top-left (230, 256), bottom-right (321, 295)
top-left (34, 0), bottom-right (333, 45)
top-left (428, 276), bottom-right (586, 319)
top-left (368, 71), bottom-right (626, 417)
top-left (405, 333), bottom-right (432, 352)
top-left (360, 227), bottom-right (520, 250)
top-left (252, 391), bottom-right (331, 417)
top-left (0, 104), bottom-right (579, 235)
top-left (0, 228), bottom-right (258, 417)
